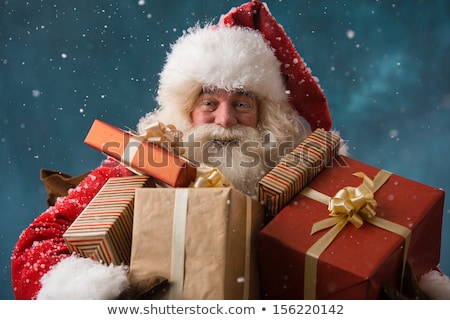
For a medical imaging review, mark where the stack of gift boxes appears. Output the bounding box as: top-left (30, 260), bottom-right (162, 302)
top-left (64, 119), bottom-right (445, 300)
top-left (258, 155), bottom-right (444, 299)
top-left (257, 136), bottom-right (444, 299)
top-left (64, 119), bottom-right (263, 299)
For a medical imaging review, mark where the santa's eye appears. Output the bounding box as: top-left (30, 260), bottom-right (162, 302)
top-left (201, 100), bottom-right (217, 111)
top-left (235, 102), bottom-right (250, 109)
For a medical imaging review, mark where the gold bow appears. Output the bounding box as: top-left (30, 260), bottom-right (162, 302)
top-left (134, 121), bottom-right (232, 187)
top-left (302, 169), bottom-right (412, 299)
top-left (190, 164), bottom-right (232, 188)
top-left (137, 121), bottom-right (183, 154)
top-left (311, 172), bottom-right (377, 235)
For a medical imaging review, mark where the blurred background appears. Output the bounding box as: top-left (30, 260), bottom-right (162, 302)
top-left (1, 0), bottom-right (449, 299)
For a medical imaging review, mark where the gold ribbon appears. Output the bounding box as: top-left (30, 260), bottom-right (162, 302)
top-left (128, 121), bottom-right (235, 187)
top-left (120, 121), bottom-right (184, 175)
top-left (169, 188), bottom-right (189, 300)
top-left (301, 169), bottom-right (412, 299)
top-left (243, 196), bottom-right (253, 299)
top-left (140, 123), bottom-right (233, 188)
top-left (137, 121), bottom-right (183, 154)
top-left (310, 172), bottom-right (378, 235)
top-left (190, 164), bottom-right (232, 188)
top-left (169, 189), bottom-right (254, 300)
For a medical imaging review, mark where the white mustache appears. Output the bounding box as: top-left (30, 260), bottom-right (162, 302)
top-left (187, 123), bottom-right (261, 145)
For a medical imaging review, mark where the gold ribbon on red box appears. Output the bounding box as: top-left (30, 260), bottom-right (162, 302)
top-left (300, 169), bottom-right (412, 299)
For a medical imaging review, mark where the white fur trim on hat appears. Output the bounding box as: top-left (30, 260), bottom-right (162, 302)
top-left (37, 256), bottom-right (129, 300)
top-left (150, 25), bottom-right (288, 133)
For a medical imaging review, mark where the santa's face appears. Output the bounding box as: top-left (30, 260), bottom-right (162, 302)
top-left (191, 88), bottom-right (258, 129)
top-left (184, 88), bottom-right (293, 197)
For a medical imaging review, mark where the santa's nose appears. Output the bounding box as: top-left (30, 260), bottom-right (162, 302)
top-left (214, 103), bottom-right (237, 128)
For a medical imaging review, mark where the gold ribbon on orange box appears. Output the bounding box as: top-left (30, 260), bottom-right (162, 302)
top-left (300, 169), bottom-right (412, 299)
top-left (134, 121), bottom-right (233, 189)
top-left (121, 121), bottom-right (185, 176)
top-left (137, 120), bottom-right (183, 153)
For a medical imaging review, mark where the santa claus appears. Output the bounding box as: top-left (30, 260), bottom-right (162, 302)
top-left (11, 0), bottom-right (450, 300)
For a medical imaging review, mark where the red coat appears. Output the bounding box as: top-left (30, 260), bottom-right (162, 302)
top-left (11, 159), bottom-right (133, 299)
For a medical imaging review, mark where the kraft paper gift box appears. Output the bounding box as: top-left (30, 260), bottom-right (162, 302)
top-left (259, 155), bottom-right (444, 299)
top-left (84, 119), bottom-right (197, 187)
top-left (64, 175), bottom-right (153, 265)
top-left (129, 187), bottom-right (264, 300)
top-left (258, 128), bottom-right (342, 219)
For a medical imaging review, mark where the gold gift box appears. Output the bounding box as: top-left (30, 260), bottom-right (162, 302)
top-left (129, 187), bottom-right (264, 299)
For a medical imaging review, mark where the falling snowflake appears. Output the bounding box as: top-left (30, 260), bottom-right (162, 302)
top-left (346, 29), bottom-right (355, 39)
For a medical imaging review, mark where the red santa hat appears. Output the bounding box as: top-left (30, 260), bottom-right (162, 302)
top-left (221, 0), bottom-right (331, 131)
top-left (155, 0), bottom-right (332, 132)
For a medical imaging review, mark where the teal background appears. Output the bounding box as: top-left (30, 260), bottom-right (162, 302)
top-left (1, 0), bottom-right (449, 299)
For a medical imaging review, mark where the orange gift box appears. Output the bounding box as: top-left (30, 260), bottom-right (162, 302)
top-left (84, 119), bottom-right (197, 187)
top-left (259, 155), bottom-right (444, 299)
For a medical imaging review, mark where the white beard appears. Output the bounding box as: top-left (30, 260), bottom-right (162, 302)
top-left (182, 124), bottom-right (292, 198)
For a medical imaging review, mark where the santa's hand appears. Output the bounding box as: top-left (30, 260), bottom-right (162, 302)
top-left (380, 261), bottom-right (430, 300)
top-left (37, 256), bottom-right (129, 300)
top-left (118, 276), bottom-right (169, 300)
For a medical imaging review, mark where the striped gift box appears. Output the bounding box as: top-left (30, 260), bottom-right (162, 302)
top-left (258, 129), bottom-right (341, 218)
top-left (63, 175), bottom-right (154, 265)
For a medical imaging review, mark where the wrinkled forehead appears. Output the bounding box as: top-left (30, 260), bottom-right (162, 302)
top-left (200, 86), bottom-right (256, 99)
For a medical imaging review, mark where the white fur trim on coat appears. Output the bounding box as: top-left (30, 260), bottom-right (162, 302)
top-left (37, 256), bottom-right (129, 300)
top-left (419, 269), bottom-right (450, 299)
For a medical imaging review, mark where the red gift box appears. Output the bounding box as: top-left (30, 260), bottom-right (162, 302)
top-left (259, 155), bottom-right (444, 299)
top-left (84, 119), bottom-right (197, 187)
